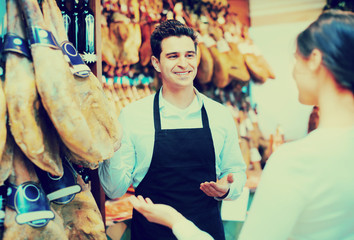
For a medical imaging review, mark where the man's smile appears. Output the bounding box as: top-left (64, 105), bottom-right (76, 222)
top-left (174, 71), bottom-right (192, 76)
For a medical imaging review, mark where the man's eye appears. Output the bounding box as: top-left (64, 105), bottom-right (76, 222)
top-left (187, 53), bottom-right (195, 58)
top-left (168, 55), bottom-right (177, 59)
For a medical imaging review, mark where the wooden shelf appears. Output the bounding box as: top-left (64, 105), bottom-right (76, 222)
top-left (87, 0), bottom-right (105, 224)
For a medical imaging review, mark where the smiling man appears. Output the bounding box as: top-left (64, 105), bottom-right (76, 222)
top-left (99, 20), bottom-right (246, 240)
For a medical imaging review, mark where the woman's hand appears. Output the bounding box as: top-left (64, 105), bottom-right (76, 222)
top-left (129, 195), bottom-right (185, 229)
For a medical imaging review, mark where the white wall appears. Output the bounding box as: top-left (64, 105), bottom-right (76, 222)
top-left (246, 0), bottom-right (326, 141)
top-left (248, 22), bottom-right (314, 141)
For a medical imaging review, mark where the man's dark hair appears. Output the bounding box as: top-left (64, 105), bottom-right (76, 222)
top-left (150, 19), bottom-right (198, 59)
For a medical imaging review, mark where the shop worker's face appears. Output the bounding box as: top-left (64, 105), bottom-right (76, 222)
top-left (152, 36), bottom-right (197, 90)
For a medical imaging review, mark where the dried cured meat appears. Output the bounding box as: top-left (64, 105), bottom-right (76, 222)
top-left (17, 0), bottom-right (102, 164)
top-left (5, 0), bottom-right (62, 176)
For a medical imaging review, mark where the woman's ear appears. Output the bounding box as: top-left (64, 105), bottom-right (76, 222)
top-left (308, 48), bottom-right (323, 71)
top-left (151, 56), bottom-right (161, 73)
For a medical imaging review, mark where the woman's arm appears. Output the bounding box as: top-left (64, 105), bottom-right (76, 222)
top-left (129, 195), bottom-right (214, 240)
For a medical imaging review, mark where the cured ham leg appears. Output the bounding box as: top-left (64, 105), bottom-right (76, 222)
top-left (121, 75), bottom-right (136, 103)
top-left (204, 23), bottom-right (231, 88)
top-left (222, 14), bottom-right (250, 84)
top-left (114, 79), bottom-right (130, 107)
top-left (139, 23), bottom-right (154, 67)
top-left (109, 13), bottom-right (125, 65)
top-left (0, 126), bottom-right (12, 239)
top-left (4, 0), bottom-right (62, 176)
top-left (239, 28), bottom-right (275, 83)
top-left (3, 144), bottom-right (67, 240)
top-left (101, 13), bottom-right (117, 68)
top-left (122, 22), bottom-right (141, 65)
top-left (196, 42), bottom-right (214, 84)
top-left (110, 78), bottom-right (124, 117)
top-left (210, 46), bottom-right (230, 88)
top-left (115, 0), bottom-right (142, 66)
top-left (227, 42), bottom-right (250, 83)
top-left (52, 176), bottom-right (106, 240)
top-left (42, 0), bottom-right (122, 158)
top-left (0, 125), bottom-right (14, 185)
top-left (16, 0), bottom-right (102, 164)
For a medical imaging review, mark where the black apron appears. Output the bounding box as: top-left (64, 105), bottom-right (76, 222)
top-left (131, 89), bottom-right (225, 240)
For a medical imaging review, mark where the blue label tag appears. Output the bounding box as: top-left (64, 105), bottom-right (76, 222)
top-left (0, 185), bottom-right (7, 227)
top-left (141, 76), bottom-right (150, 85)
top-left (2, 33), bottom-right (32, 59)
top-left (13, 182), bottom-right (54, 228)
top-left (113, 76), bottom-right (119, 84)
top-left (129, 77), bottom-right (136, 86)
top-left (6, 182), bottom-right (17, 210)
top-left (60, 41), bottom-right (90, 78)
top-left (35, 158), bottom-right (81, 205)
top-left (27, 27), bottom-right (60, 50)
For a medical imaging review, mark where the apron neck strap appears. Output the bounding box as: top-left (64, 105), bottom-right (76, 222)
top-left (153, 88), bottom-right (210, 131)
top-left (153, 88), bottom-right (162, 130)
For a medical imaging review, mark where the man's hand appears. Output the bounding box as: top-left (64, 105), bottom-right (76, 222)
top-left (200, 173), bottom-right (234, 198)
top-left (129, 195), bottom-right (185, 229)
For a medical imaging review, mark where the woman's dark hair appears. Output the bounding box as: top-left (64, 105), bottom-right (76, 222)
top-left (150, 19), bottom-right (198, 59)
top-left (297, 9), bottom-right (354, 92)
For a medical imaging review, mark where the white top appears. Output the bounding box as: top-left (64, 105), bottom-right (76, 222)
top-left (99, 89), bottom-right (246, 200)
top-left (239, 126), bottom-right (354, 240)
top-left (172, 219), bottom-right (213, 240)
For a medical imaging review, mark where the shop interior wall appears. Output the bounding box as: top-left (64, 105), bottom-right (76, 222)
top-left (247, 0), bottom-right (325, 141)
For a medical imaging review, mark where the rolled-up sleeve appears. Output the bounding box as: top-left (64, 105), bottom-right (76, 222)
top-left (217, 110), bottom-right (247, 201)
top-left (98, 109), bottom-right (136, 199)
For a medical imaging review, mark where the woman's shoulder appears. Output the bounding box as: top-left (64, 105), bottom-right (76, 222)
top-left (271, 135), bottom-right (318, 159)
top-left (267, 130), bottom-right (337, 173)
